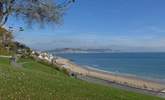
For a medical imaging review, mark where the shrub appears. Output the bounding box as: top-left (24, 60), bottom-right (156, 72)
top-left (37, 59), bottom-right (70, 76)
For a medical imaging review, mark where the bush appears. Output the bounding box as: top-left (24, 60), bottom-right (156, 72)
top-left (60, 68), bottom-right (70, 76)
top-left (37, 59), bottom-right (70, 76)
top-left (0, 46), bottom-right (13, 55)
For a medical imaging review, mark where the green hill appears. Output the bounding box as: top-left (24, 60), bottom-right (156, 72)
top-left (0, 57), bottom-right (164, 100)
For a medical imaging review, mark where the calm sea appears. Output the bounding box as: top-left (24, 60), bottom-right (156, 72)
top-left (56, 53), bottom-right (165, 82)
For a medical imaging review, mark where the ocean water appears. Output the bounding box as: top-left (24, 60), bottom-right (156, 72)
top-left (56, 53), bottom-right (165, 82)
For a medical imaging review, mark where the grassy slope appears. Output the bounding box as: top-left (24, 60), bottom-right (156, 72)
top-left (0, 58), bottom-right (164, 100)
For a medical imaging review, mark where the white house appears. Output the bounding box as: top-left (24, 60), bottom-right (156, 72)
top-left (37, 52), bottom-right (54, 63)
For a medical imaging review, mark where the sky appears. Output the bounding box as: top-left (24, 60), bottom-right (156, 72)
top-left (6, 0), bottom-right (165, 52)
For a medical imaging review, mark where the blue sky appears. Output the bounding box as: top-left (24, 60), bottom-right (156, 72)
top-left (7, 0), bottom-right (165, 51)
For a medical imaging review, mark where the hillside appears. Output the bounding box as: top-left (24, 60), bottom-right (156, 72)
top-left (0, 57), bottom-right (164, 100)
top-left (47, 48), bottom-right (119, 53)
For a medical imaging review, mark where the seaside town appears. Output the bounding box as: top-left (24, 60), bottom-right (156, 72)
top-left (1, 31), bottom-right (165, 97)
top-left (0, 21), bottom-right (165, 99)
top-left (0, 0), bottom-right (165, 100)
top-left (28, 48), bottom-right (165, 94)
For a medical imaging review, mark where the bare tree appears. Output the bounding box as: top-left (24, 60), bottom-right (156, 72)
top-left (0, 0), bottom-right (75, 27)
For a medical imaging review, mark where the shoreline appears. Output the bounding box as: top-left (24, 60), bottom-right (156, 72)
top-left (55, 56), bottom-right (165, 95)
top-left (56, 55), bottom-right (165, 84)
top-left (82, 65), bottom-right (165, 84)
top-left (82, 66), bottom-right (165, 85)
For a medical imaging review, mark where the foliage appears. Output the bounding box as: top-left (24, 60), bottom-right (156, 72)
top-left (0, 0), bottom-right (75, 27)
top-left (36, 58), bottom-right (70, 75)
top-left (0, 27), bottom-right (14, 55)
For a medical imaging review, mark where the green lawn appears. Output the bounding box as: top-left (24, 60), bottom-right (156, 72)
top-left (0, 57), bottom-right (164, 100)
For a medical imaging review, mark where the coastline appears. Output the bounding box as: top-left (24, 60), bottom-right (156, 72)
top-left (83, 66), bottom-right (165, 85)
top-left (55, 56), bottom-right (165, 94)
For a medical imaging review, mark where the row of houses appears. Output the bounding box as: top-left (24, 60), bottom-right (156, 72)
top-left (31, 51), bottom-right (56, 63)
top-left (31, 51), bottom-right (71, 69)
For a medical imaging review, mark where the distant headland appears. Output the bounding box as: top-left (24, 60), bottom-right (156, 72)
top-left (46, 48), bottom-right (120, 53)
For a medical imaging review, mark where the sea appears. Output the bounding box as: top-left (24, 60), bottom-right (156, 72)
top-left (54, 53), bottom-right (165, 83)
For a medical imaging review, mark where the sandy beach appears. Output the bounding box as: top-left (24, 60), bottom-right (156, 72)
top-left (55, 57), bottom-right (165, 93)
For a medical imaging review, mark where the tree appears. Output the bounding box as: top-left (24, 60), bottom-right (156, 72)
top-left (0, 0), bottom-right (75, 27)
top-left (0, 27), bottom-right (13, 46)
top-left (0, 0), bottom-right (75, 55)
top-left (0, 27), bottom-right (13, 54)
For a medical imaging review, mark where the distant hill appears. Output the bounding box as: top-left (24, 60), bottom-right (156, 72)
top-left (47, 48), bottom-right (120, 53)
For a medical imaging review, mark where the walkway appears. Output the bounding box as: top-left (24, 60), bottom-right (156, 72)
top-left (0, 55), bottom-right (12, 58)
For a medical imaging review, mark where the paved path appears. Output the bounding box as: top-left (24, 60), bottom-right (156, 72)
top-left (0, 55), bottom-right (12, 58)
top-left (12, 61), bottom-right (32, 68)
top-left (11, 61), bottom-right (22, 67)
top-left (0, 55), bottom-right (22, 67)
top-left (77, 75), bottom-right (165, 98)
